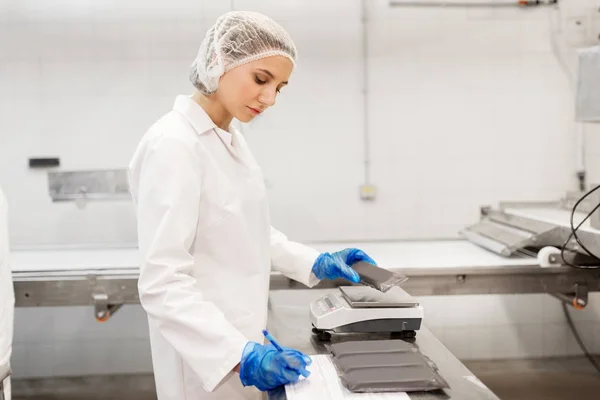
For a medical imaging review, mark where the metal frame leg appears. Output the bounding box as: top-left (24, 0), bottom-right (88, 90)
top-left (550, 283), bottom-right (589, 310)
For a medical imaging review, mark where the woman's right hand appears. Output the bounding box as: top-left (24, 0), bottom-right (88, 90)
top-left (238, 342), bottom-right (312, 391)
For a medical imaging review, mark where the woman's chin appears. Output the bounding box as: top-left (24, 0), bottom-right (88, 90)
top-left (236, 113), bottom-right (256, 123)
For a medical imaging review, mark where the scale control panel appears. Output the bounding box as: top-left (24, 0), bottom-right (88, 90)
top-left (311, 293), bottom-right (347, 317)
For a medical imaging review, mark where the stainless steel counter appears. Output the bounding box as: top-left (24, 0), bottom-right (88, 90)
top-left (11, 240), bottom-right (600, 317)
top-left (265, 289), bottom-right (500, 400)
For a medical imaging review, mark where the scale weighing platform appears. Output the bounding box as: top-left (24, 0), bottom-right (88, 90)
top-left (310, 286), bottom-right (424, 340)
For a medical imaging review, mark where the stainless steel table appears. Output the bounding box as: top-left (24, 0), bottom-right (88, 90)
top-left (12, 240), bottom-right (600, 320)
top-left (265, 289), bottom-right (500, 400)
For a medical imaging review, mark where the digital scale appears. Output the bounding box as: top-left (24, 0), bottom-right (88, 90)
top-left (310, 286), bottom-right (424, 340)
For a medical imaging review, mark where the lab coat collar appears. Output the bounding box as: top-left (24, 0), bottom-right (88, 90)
top-left (173, 96), bottom-right (233, 144)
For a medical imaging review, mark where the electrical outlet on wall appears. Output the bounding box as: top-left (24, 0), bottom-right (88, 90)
top-left (360, 184), bottom-right (377, 201)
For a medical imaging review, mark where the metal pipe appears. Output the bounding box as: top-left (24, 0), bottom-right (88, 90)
top-left (576, 123), bottom-right (586, 191)
top-left (362, 0), bottom-right (371, 186)
top-left (389, 0), bottom-right (556, 7)
top-left (548, 4), bottom-right (587, 191)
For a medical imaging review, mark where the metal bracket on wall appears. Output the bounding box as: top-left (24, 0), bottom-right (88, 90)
top-left (48, 169), bottom-right (131, 206)
top-left (92, 292), bottom-right (123, 322)
top-left (550, 283), bottom-right (589, 310)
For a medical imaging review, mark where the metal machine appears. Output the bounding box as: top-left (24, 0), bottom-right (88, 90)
top-left (460, 197), bottom-right (600, 260)
top-left (310, 286), bottom-right (423, 341)
top-left (459, 188), bottom-right (600, 308)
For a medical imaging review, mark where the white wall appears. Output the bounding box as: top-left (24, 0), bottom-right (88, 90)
top-left (0, 0), bottom-right (581, 245)
top-left (3, 0), bottom-right (600, 379)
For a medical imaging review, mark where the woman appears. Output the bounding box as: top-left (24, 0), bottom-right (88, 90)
top-left (129, 11), bottom-right (377, 400)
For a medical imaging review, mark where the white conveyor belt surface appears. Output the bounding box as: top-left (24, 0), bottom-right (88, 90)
top-left (504, 207), bottom-right (600, 234)
top-left (308, 240), bottom-right (536, 269)
top-left (10, 240), bottom-right (537, 274)
top-left (10, 246), bottom-right (139, 273)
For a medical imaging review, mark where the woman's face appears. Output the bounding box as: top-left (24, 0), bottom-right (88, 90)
top-left (216, 55), bottom-right (294, 123)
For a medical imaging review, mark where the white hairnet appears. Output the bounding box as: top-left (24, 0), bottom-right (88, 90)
top-left (190, 11), bottom-right (297, 95)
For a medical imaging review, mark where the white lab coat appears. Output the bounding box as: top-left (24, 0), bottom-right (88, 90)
top-left (0, 189), bottom-right (14, 400)
top-left (129, 95), bottom-right (320, 400)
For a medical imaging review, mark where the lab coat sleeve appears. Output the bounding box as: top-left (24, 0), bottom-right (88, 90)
top-left (132, 137), bottom-right (248, 392)
top-left (270, 226), bottom-right (320, 287)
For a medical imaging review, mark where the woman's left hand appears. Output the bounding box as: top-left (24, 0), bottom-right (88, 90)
top-left (311, 248), bottom-right (377, 282)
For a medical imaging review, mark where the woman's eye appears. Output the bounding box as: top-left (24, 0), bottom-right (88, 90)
top-left (254, 76), bottom-right (266, 84)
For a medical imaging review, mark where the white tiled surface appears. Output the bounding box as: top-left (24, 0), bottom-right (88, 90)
top-left (424, 294), bottom-right (600, 361)
top-left (12, 306), bottom-right (153, 378)
top-left (11, 339), bottom-right (153, 378)
top-left (10, 294), bottom-right (600, 378)
top-left (14, 306), bottom-right (150, 343)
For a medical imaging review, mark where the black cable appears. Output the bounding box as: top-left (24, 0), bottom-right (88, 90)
top-left (559, 186), bottom-right (600, 374)
top-left (569, 185), bottom-right (600, 258)
top-left (562, 302), bottom-right (600, 374)
top-left (560, 185), bottom-right (600, 269)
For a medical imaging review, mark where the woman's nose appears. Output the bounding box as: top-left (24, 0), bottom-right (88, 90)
top-left (258, 88), bottom-right (276, 107)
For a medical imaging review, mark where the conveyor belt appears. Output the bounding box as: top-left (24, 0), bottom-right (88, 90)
top-left (11, 240), bottom-right (534, 274)
top-left (504, 207), bottom-right (599, 234)
top-left (9, 239), bottom-right (600, 312)
top-left (307, 240), bottom-right (537, 269)
top-left (460, 204), bottom-right (600, 257)
top-left (11, 245), bottom-right (139, 273)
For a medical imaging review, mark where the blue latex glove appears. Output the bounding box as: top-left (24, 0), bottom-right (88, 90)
top-left (312, 248), bottom-right (376, 283)
top-left (239, 342), bottom-right (312, 391)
